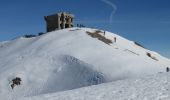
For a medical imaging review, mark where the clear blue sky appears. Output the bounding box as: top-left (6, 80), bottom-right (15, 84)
top-left (0, 0), bottom-right (170, 58)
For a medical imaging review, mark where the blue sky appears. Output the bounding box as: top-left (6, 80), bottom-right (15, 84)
top-left (0, 0), bottom-right (170, 58)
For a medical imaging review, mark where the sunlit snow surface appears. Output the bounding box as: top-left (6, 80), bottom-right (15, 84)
top-left (0, 27), bottom-right (170, 100)
top-left (23, 73), bottom-right (170, 100)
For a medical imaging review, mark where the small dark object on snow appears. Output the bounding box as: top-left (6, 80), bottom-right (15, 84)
top-left (11, 77), bottom-right (21, 89)
top-left (38, 32), bottom-right (45, 36)
top-left (134, 41), bottom-right (145, 48)
top-left (24, 34), bottom-right (36, 38)
top-left (146, 52), bottom-right (158, 61)
top-left (114, 37), bottom-right (117, 42)
top-left (104, 31), bottom-right (106, 36)
top-left (146, 52), bottom-right (152, 57)
top-left (166, 67), bottom-right (169, 72)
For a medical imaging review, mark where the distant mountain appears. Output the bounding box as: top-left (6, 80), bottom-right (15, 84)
top-left (0, 27), bottom-right (170, 100)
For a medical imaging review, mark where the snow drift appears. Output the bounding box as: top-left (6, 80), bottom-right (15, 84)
top-left (0, 27), bottom-right (170, 100)
top-left (22, 73), bottom-right (170, 100)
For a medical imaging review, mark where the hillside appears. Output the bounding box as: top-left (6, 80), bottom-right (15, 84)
top-left (0, 27), bottom-right (170, 100)
top-left (22, 73), bottom-right (170, 100)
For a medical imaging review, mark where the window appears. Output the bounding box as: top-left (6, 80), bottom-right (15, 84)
top-left (65, 24), bottom-right (69, 28)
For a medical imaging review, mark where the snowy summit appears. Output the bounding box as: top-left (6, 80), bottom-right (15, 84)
top-left (0, 27), bottom-right (170, 100)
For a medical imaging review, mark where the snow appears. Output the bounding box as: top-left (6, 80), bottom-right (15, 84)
top-left (22, 73), bottom-right (170, 100)
top-left (0, 27), bottom-right (170, 100)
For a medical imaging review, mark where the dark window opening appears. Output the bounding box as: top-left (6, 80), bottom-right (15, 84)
top-left (65, 24), bottom-right (69, 28)
top-left (60, 24), bottom-right (64, 29)
top-left (65, 18), bottom-right (69, 23)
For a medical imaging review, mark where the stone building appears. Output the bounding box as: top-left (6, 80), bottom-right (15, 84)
top-left (44, 12), bottom-right (74, 32)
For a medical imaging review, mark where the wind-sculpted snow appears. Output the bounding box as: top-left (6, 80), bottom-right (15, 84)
top-left (22, 73), bottom-right (170, 100)
top-left (0, 27), bottom-right (170, 100)
top-left (40, 55), bottom-right (106, 94)
top-left (0, 54), bottom-right (106, 100)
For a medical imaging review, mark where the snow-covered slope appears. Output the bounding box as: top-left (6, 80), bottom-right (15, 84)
top-left (22, 73), bottom-right (170, 100)
top-left (0, 27), bottom-right (170, 100)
